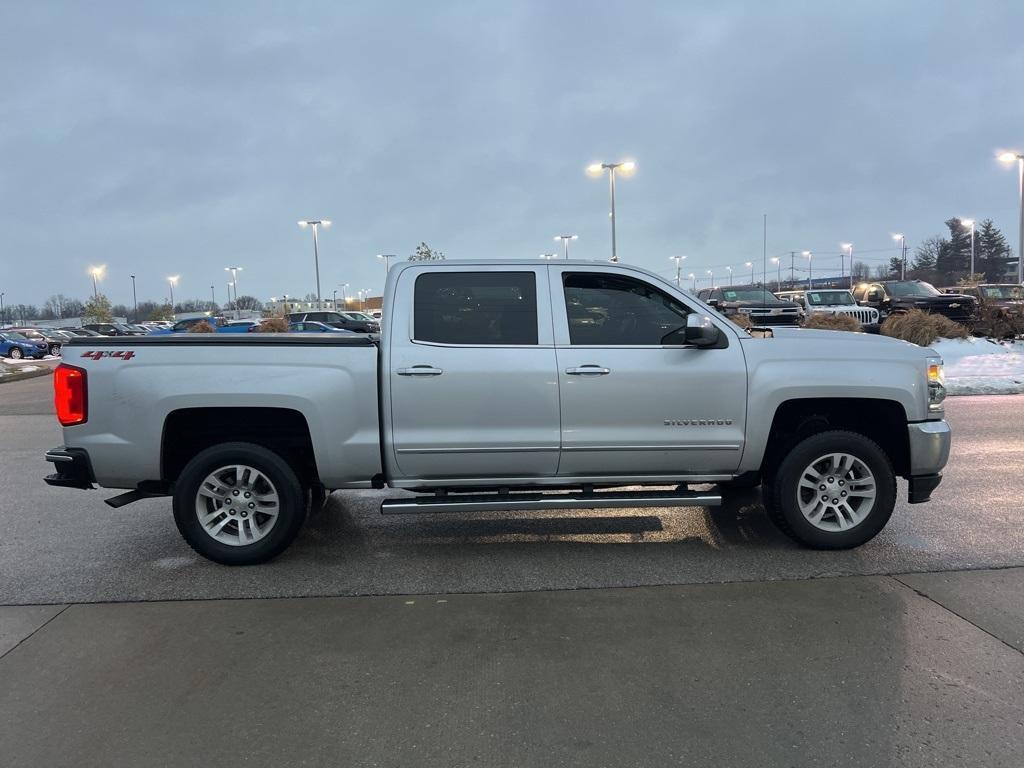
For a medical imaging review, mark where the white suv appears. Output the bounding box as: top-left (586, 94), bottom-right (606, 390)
top-left (778, 289), bottom-right (880, 330)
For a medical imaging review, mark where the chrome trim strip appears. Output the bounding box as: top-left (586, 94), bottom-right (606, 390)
top-left (45, 452), bottom-right (74, 463)
top-left (562, 444), bottom-right (741, 452)
top-left (396, 446), bottom-right (559, 454)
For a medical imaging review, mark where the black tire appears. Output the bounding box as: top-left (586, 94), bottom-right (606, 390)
top-left (49, 344), bottom-right (61, 357)
top-left (763, 430), bottom-right (896, 549)
top-left (9, 347), bottom-right (23, 359)
top-left (172, 441), bottom-right (306, 565)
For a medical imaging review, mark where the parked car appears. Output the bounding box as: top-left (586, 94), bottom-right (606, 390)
top-left (942, 283), bottom-right (1024, 337)
top-left (286, 310), bottom-right (379, 333)
top-left (0, 331), bottom-right (48, 359)
top-left (81, 323), bottom-right (148, 337)
top-left (696, 286), bottom-right (802, 326)
top-left (853, 280), bottom-right (977, 324)
top-left (59, 327), bottom-right (104, 337)
top-left (289, 321), bottom-right (356, 334)
top-left (220, 320), bottom-right (262, 333)
top-left (8, 327), bottom-right (65, 356)
top-left (46, 259), bottom-right (950, 565)
top-left (776, 289), bottom-right (880, 331)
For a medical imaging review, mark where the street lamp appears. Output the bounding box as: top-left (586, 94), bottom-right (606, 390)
top-left (167, 275), bottom-right (180, 314)
top-left (960, 219), bottom-right (976, 278)
top-left (297, 219), bottom-right (331, 303)
top-left (841, 243), bottom-right (854, 289)
top-left (892, 234), bottom-right (906, 279)
top-left (377, 254), bottom-right (397, 280)
top-left (554, 234), bottom-right (578, 259)
top-left (669, 255), bottom-right (687, 286)
top-left (586, 160), bottom-right (636, 262)
top-left (88, 265), bottom-right (106, 299)
top-left (339, 283), bottom-right (349, 306)
top-left (224, 266), bottom-right (242, 319)
top-left (0, 293), bottom-right (5, 324)
top-left (688, 273), bottom-right (696, 291)
top-left (998, 151), bottom-right (1024, 284)
top-left (725, 266), bottom-right (733, 286)
top-left (210, 285), bottom-right (216, 310)
top-left (130, 274), bottom-right (138, 322)
top-left (706, 268), bottom-right (714, 288)
top-left (745, 261), bottom-right (754, 284)
top-left (770, 257), bottom-right (781, 289)
top-left (801, 251), bottom-right (812, 289)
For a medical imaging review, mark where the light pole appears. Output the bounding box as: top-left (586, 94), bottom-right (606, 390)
top-left (706, 269), bottom-right (714, 288)
top-left (961, 219), bottom-right (976, 278)
top-left (892, 234), bottom-right (906, 279)
top-left (669, 256), bottom-right (687, 286)
top-left (224, 266), bottom-right (243, 319)
top-left (332, 289), bottom-right (337, 310)
top-left (745, 261), bottom-right (754, 284)
top-left (554, 234), bottom-right (578, 259)
top-left (998, 151), bottom-right (1024, 284)
top-left (771, 257), bottom-right (781, 290)
top-left (339, 283), bottom-right (349, 307)
top-left (89, 265), bottom-right (105, 299)
top-left (167, 275), bottom-right (180, 315)
top-left (688, 273), bottom-right (696, 291)
top-left (802, 251), bottom-right (812, 290)
top-left (130, 274), bottom-right (138, 322)
top-left (377, 254), bottom-right (397, 280)
top-left (841, 243), bottom-right (854, 289)
top-left (586, 160), bottom-right (636, 262)
top-left (210, 285), bottom-right (216, 310)
top-left (297, 219), bottom-right (331, 303)
top-left (0, 292), bottom-right (5, 324)
top-left (725, 266), bottom-right (734, 286)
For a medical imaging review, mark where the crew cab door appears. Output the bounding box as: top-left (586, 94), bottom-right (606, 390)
top-left (548, 265), bottom-right (747, 478)
top-left (385, 265), bottom-right (560, 481)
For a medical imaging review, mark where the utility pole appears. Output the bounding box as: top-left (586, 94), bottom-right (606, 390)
top-left (789, 251), bottom-right (796, 287)
top-left (130, 275), bottom-right (138, 323)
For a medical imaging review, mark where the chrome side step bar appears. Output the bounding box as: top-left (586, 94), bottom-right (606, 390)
top-left (381, 489), bottom-right (721, 515)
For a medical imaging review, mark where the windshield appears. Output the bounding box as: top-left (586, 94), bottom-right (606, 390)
top-left (342, 312), bottom-right (374, 321)
top-left (981, 285), bottom-right (1024, 299)
top-left (3, 332), bottom-right (28, 340)
top-left (806, 290), bottom-right (855, 306)
top-left (719, 289), bottom-right (780, 302)
top-left (887, 281), bottom-right (941, 298)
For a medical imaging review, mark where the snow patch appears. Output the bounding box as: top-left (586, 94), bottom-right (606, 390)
top-left (930, 338), bottom-right (1024, 396)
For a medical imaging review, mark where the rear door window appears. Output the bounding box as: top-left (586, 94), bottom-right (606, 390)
top-left (414, 271), bottom-right (538, 345)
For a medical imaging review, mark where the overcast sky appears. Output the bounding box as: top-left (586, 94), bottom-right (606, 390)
top-left (1, 0), bottom-right (1022, 308)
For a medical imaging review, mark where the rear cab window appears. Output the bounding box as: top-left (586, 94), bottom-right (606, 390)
top-left (413, 271), bottom-right (538, 345)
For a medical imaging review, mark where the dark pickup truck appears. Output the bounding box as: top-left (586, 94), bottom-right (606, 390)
top-left (853, 280), bottom-right (976, 324)
top-left (696, 286), bottom-right (802, 326)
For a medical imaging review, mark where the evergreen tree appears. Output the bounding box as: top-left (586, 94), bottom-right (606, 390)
top-left (938, 218), bottom-right (971, 278)
top-left (910, 236), bottom-right (945, 283)
top-left (976, 219), bottom-right (1013, 280)
top-left (884, 256), bottom-right (904, 278)
top-left (82, 294), bottom-right (114, 323)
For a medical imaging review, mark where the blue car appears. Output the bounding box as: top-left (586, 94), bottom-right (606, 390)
top-left (289, 321), bottom-right (355, 334)
top-left (149, 317), bottom-right (261, 335)
top-left (0, 331), bottom-right (49, 359)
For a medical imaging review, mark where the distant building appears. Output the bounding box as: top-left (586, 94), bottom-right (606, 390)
top-left (265, 296), bottom-right (383, 315)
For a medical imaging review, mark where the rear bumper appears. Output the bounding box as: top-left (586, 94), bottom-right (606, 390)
top-left (44, 447), bottom-right (95, 490)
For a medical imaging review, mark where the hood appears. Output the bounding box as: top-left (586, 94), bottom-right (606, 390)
top-left (722, 298), bottom-right (794, 308)
top-left (761, 326), bottom-right (933, 356)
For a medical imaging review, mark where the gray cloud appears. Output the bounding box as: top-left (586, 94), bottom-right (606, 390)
top-left (1, 0), bottom-right (1022, 307)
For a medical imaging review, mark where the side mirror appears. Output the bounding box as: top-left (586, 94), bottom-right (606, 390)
top-left (706, 298), bottom-right (720, 308)
top-left (667, 313), bottom-right (721, 347)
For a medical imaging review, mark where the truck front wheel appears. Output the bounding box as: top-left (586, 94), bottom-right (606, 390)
top-left (763, 430), bottom-right (896, 549)
top-left (172, 441), bottom-right (307, 565)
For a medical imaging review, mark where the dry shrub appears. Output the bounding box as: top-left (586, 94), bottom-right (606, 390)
top-left (801, 313), bottom-right (862, 332)
top-left (256, 317), bottom-right (289, 333)
top-left (972, 307), bottom-right (1024, 340)
top-left (191, 320), bottom-right (215, 333)
top-left (729, 313), bottom-right (753, 329)
top-left (880, 309), bottom-right (968, 346)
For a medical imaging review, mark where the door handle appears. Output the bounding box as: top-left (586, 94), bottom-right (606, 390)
top-left (565, 365), bottom-right (610, 376)
top-left (397, 366), bottom-right (444, 376)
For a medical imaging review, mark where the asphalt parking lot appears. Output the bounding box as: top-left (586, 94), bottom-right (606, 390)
top-left (1, 374), bottom-right (1022, 605)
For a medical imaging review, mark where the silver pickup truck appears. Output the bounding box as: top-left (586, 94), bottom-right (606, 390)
top-left (45, 260), bottom-right (951, 564)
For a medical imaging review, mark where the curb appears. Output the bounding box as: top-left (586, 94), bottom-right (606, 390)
top-left (0, 365), bottom-right (57, 385)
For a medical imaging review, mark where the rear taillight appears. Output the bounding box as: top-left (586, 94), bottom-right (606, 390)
top-left (54, 364), bottom-right (88, 426)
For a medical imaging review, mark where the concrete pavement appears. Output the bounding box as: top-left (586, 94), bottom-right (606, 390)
top-left (2, 569), bottom-right (1022, 767)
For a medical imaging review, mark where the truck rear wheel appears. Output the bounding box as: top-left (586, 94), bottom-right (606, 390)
top-left (172, 441), bottom-right (306, 565)
top-left (763, 430), bottom-right (896, 549)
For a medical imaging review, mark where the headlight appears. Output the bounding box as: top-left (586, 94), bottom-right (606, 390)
top-left (926, 356), bottom-right (945, 413)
